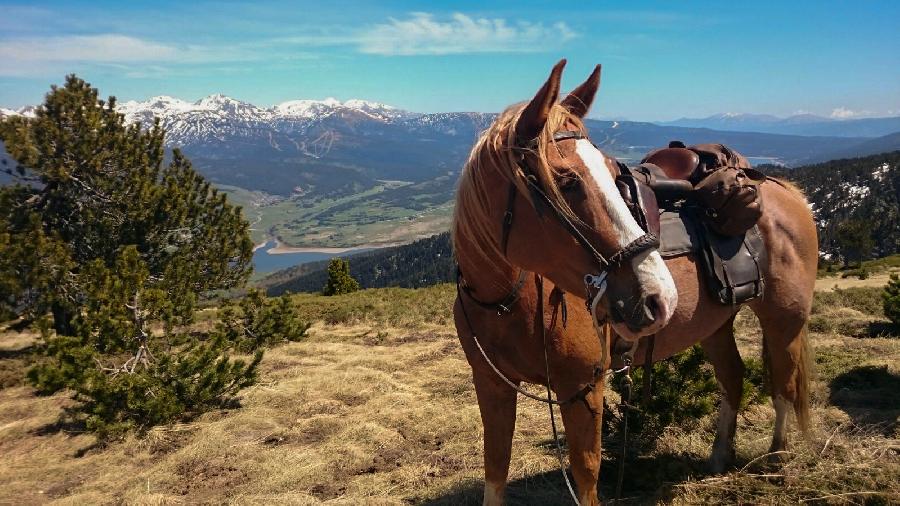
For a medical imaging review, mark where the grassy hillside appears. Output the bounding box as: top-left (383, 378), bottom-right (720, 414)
top-left (1, 283), bottom-right (898, 504)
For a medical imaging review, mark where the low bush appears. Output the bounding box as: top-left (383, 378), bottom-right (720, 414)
top-left (883, 274), bottom-right (900, 327)
top-left (217, 289), bottom-right (310, 352)
top-left (25, 257), bottom-right (309, 440)
top-left (610, 345), bottom-right (767, 445)
top-left (813, 287), bottom-right (884, 317)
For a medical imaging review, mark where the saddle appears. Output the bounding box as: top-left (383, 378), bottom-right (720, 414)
top-left (617, 141), bottom-right (767, 306)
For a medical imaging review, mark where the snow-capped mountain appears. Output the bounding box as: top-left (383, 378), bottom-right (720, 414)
top-left (99, 94), bottom-right (494, 195)
top-left (116, 94), bottom-right (420, 147)
top-left (0, 105), bottom-right (38, 118)
top-left (3, 93), bottom-right (887, 197)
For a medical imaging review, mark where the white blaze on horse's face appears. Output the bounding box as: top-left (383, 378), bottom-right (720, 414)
top-left (574, 139), bottom-right (678, 338)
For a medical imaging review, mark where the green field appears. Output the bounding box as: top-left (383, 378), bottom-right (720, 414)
top-left (221, 178), bottom-right (455, 248)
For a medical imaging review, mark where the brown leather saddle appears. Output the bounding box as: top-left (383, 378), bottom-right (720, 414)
top-left (643, 141), bottom-right (700, 180)
top-left (619, 141), bottom-right (766, 306)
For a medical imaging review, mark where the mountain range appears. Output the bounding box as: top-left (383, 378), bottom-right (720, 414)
top-left (0, 98), bottom-right (900, 195)
top-left (5, 95), bottom-right (900, 249)
top-left (5, 96), bottom-right (899, 198)
top-left (661, 112), bottom-right (900, 138)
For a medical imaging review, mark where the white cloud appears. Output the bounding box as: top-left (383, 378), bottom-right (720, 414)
top-left (0, 34), bottom-right (289, 77)
top-left (829, 107), bottom-right (873, 119)
top-left (0, 12), bottom-right (578, 78)
top-left (358, 13), bottom-right (578, 56)
top-left (1, 34), bottom-right (177, 63)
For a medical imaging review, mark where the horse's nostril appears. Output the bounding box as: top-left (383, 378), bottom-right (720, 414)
top-left (644, 293), bottom-right (667, 325)
top-left (611, 299), bottom-right (627, 323)
top-left (643, 294), bottom-right (660, 324)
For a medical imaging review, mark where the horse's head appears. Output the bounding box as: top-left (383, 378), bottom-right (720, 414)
top-left (454, 60), bottom-right (676, 339)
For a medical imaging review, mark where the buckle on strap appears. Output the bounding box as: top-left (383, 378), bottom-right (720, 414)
top-left (584, 271), bottom-right (609, 312)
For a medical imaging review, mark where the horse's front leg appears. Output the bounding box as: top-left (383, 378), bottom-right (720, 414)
top-left (558, 382), bottom-right (605, 505)
top-left (472, 368), bottom-right (518, 506)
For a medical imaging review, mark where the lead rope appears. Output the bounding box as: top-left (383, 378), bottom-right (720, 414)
top-left (615, 363), bottom-right (633, 502)
top-left (536, 274), bottom-right (581, 505)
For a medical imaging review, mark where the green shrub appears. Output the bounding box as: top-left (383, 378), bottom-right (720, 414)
top-left (884, 274), bottom-right (900, 327)
top-left (217, 289), bottom-right (310, 352)
top-left (813, 287), bottom-right (884, 316)
top-left (30, 333), bottom-right (261, 440)
top-left (611, 345), bottom-right (767, 445)
top-left (25, 248), bottom-right (264, 439)
top-left (5, 77), bottom-right (259, 440)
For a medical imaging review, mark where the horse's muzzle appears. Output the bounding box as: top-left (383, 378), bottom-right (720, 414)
top-left (610, 292), bottom-right (669, 335)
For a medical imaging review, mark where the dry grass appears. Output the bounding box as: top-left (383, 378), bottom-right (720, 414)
top-left (0, 286), bottom-right (898, 505)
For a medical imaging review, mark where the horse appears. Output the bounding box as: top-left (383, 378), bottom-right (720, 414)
top-left (452, 60), bottom-right (817, 505)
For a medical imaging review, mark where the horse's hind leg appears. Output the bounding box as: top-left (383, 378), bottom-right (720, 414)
top-left (472, 368), bottom-right (518, 506)
top-left (700, 314), bottom-right (744, 473)
top-left (753, 306), bottom-right (812, 461)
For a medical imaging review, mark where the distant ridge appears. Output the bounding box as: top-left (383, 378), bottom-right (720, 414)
top-left (3, 95), bottom-right (882, 199)
top-left (660, 113), bottom-right (900, 138)
top-left (766, 151), bottom-right (899, 257)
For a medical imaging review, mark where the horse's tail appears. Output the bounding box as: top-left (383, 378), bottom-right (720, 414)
top-left (794, 326), bottom-right (812, 433)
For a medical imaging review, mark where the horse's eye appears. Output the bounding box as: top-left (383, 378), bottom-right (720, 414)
top-left (556, 172), bottom-right (581, 192)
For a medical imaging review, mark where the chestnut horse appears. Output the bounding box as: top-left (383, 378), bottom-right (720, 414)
top-left (452, 61), bottom-right (816, 505)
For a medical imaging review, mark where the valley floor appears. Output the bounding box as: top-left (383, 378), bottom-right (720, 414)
top-left (0, 285), bottom-right (898, 504)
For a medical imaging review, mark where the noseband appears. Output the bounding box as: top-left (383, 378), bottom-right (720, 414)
top-left (503, 130), bottom-right (660, 310)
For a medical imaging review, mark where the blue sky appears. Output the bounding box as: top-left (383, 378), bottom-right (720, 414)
top-left (1, 1), bottom-right (898, 120)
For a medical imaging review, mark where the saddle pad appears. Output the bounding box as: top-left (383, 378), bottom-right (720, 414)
top-left (659, 209), bottom-right (701, 258)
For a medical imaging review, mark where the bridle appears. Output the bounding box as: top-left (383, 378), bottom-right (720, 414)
top-left (504, 130), bottom-right (661, 316)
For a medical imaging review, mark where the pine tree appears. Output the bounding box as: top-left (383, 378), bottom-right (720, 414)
top-left (1, 75), bottom-right (261, 438)
top-left (322, 258), bottom-right (360, 296)
top-left (884, 274), bottom-right (900, 327)
top-left (835, 220), bottom-right (874, 267)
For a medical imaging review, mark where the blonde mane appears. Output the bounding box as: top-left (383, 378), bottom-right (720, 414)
top-left (452, 102), bottom-right (587, 279)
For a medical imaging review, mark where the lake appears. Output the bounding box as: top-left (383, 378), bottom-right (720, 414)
top-left (252, 241), bottom-right (372, 274)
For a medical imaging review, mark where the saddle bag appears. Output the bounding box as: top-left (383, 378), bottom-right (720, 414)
top-left (658, 208), bottom-right (767, 306)
top-left (693, 166), bottom-right (766, 236)
top-left (686, 143), bottom-right (766, 236)
top-left (697, 221), bottom-right (766, 305)
top-left (640, 141), bottom-right (766, 236)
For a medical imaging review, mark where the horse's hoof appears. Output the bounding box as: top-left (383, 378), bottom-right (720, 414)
top-left (766, 450), bottom-right (788, 466)
top-left (707, 441), bottom-right (734, 474)
top-left (707, 451), bottom-right (733, 474)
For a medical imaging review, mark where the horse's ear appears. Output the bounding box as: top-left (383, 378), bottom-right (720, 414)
top-left (561, 64), bottom-right (601, 118)
top-left (515, 59), bottom-right (566, 142)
